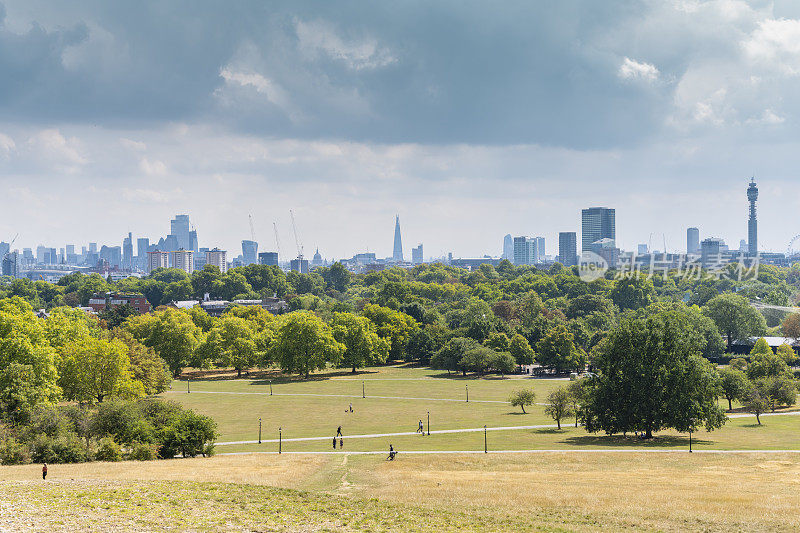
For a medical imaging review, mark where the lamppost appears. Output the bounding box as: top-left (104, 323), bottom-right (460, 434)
top-left (362, 381), bottom-right (365, 399)
top-left (689, 427), bottom-right (692, 453)
top-left (279, 427), bottom-right (282, 454)
top-left (258, 418), bottom-right (262, 444)
top-left (466, 385), bottom-right (469, 403)
top-left (484, 425), bottom-right (487, 453)
top-left (427, 411), bottom-right (430, 436)
top-left (187, 378), bottom-right (190, 394)
top-left (269, 380), bottom-right (273, 396)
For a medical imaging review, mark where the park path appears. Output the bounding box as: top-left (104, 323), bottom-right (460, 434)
top-left (218, 449), bottom-right (800, 455)
top-left (168, 390), bottom-right (521, 404)
top-left (215, 410), bottom-right (800, 447)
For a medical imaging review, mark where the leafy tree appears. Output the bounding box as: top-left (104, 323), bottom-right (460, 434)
top-left (537, 324), bottom-right (587, 373)
top-left (545, 387), bottom-right (573, 430)
top-left (125, 309), bottom-right (204, 378)
top-left (323, 262), bottom-right (351, 292)
top-left (508, 334), bottom-right (535, 366)
top-left (508, 389), bottom-right (536, 413)
top-left (59, 337), bottom-right (144, 403)
top-left (747, 352), bottom-right (790, 380)
top-left (98, 304), bottom-right (139, 329)
top-left (729, 357), bottom-right (748, 372)
top-left (776, 343), bottom-right (797, 365)
top-left (202, 315), bottom-right (263, 377)
top-left (191, 264), bottom-right (223, 299)
top-left (331, 312), bottom-right (389, 372)
top-left (609, 274), bottom-right (655, 311)
top-left (0, 363), bottom-right (41, 424)
top-left (362, 304), bottom-right (417, 360)
top-left (430, 337), bottom-right (479, 375)
top-left (781, 313), bottom-right (800, 340)
top-left (405, 328), bottom-right (437, 364)
top-left (484, 332), bottom-right (510, 352)
top-left (742, 380), bottom-right (770, 425)
top-left (750, 337), bottom-right (772, 357)
top-left (762, 375), bottom-right (797, 411)
top-left (0, 297), bottom-right (61, 411)
top-left (703, 293), bottom-right (767, 350)
top-left (584, 306), bottom-right (727, 438)
top-left (567, 378), bottom-right (588, 427)
top-left (111, 330), bottom-right (171, 396)
top-left (718, 367), bottom-right (749, 411)
top-left (160, 410), bottom-right (218, 458)
top-left (269, 312), bottom-right (344, 378)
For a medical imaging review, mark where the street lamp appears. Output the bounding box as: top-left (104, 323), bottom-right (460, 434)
top-left (466, 385), bottom-right (469, 403)
top-left (269, 380), bottom-right (273, 396)
top-left (279, 427), bottom-right (282, 454)
top-left (258, 418), bottom-right (262, 444)
top-left (362, 381), bottom-right (365, 399)
top-left (427, 411), bottom-right (430, 436)
top-left (187, 378), bottom-right (190, 394)
top-left (484, 425), bottom-right (487, 453)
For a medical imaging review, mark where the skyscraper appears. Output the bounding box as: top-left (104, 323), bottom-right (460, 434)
top-left (392, 215), bottom-right (403, 262)
top-left (558, 232), bottom-right (577, 266)
top-left (502, 234), bottom-right (513, 260)
top-left (513, 236), bottom-right (539, 265)
top-left (687, 227), bottom-right (700, 255)
top-left (581, 207), bottom-right (615, 252)
top-left (258, 252), bottom-right (279, 266)
top-left (412, 244), bottom-right (423, 265)
top-left (535, 237), bottom-right (545, 261)
top-left (747, 178), bottom-right (758, 255)
top-left (171, 214), bottom-right (191, 251)
top-left (242, 240), bottom-right (258, 265)
top-left (123, 232), bottom-right (133, 270)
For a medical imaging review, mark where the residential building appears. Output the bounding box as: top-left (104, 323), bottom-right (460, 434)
top-left (171, 249), bottom-right (194, 274)
top-left (87, 292), bottom-right (151, 314)
top-left (587, 238), bottom-right (620, 268)
top-left (147, 250), bottom-right (169, 273)
top-left (412, 244), bottom-right (424, 265)
top-left (558, 232), bottom-right (578, 266)
top-left (513, 236), bottom-right (538, 265)
top-left (206, 248), bottom-right (227, 273)
top-left (581, 207), bottom-right (615, 252)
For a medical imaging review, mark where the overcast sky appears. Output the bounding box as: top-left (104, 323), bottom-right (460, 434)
top-left (2, 0), bottom-right (800, 260)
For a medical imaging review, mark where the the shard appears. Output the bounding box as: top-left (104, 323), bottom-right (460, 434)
top-left (393, 215), bottom-right (403, 262)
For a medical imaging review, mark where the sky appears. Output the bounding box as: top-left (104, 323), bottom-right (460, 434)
top-left (2, 0), bottom-right (800, 260)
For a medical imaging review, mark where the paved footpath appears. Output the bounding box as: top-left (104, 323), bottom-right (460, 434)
top-left (219, 449), bottom-right (800, 455)
top-left (215, 410), bottom-right (800, 446)
top-left (168, 390), bottom-right (516, 404)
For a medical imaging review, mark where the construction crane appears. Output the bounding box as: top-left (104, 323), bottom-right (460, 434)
top-left (273, 222), bottom-right (281, 259)
top-left (289, 210), bottom-right (304, 260)
top-left (248, 214), bottom-right (256, 241)
top-left (2, 233), bottom-right (18, 261)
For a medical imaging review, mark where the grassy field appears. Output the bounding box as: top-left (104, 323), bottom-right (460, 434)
top-left (2, 452), bottom-right (800, 531)
top-left (3, 365), bottom-right (800, 531)
top-left (164, 365), bottom-right (800, 454)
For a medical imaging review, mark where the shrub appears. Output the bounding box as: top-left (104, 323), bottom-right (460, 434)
top-left (127, 441), bottom-right (159, 461)
top-left (94, 437), bottom-right (122, 462)
top-left (31, 433), bottom-right (89, 464)
top-left (0, 438), bottom-right (29, 465)
top-left (160, 411), bottom-right (218, 458)
top-left (30, 434), bottom-right (56, 463)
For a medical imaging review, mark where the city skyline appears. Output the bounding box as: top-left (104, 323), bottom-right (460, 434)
top-left (3, 3), bottom-right (800, 258)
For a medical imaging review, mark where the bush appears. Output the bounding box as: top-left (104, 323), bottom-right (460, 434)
top-left (127, 441), bottom-right (159, 461)
top-left (30, 434), bottom-right (56, 463)
top-left (94, 437), bottom-right (123, 462)
top-left (159, 411), bottom-right (218, 458)
top-left (30, 433), bottom-right (89, 464)
top-left (0, 438), bottom-right (29, 465)
top-left (90, 400), bottom-right (153, 445)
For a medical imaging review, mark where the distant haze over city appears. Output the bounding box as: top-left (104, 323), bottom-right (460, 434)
top-left (2, 2), bottom-right (800, 258)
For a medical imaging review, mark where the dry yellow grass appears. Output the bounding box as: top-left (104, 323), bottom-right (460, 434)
top-left (3, 452), bottom-right (800, 531)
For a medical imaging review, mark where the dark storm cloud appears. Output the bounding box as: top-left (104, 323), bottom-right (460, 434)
top-left (0, 0), bottom-right (672, 148)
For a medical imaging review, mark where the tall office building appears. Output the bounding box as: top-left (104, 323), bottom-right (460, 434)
top-left (170, 214), bottom-right (191, 251)
top-left (0, 242), bottom-right (9, 260)
top-left (206, 248), bottom-right (227, 273)
top-left (188, 229), bottom-right (198, 253)
top-left (242, 240), bottom-right (258, 265)
top-left (687, 227), bottom-right (700, 255)
top-left (171, 250), bottom-right (194, 274)
top-left (535, 237), bottom-right (545, 261)
top-left (392, 215), bottom-right (403, 262)
top-left (147, 250), bottom-right (169, 273)
top-left (290, 258), bottom-right (309, 274)
top-left (2, 251), bottom-right (18, 277)
top-left (581, 207), bottom-right (615, 252)
top-left (412, 244), bottom-right (424, 265)
top-left (258, 252), bottom-right (279, 266)
top-left (502, 234), bottom-right (513, 260)
top-left (558, 232), bottom-right (577, 266)
top-left (123, 232), bottom-right (134, 270)
top-left (89, 242), bottom-right (97, 254)
top-left (513, 236), bottom-right (539, 265)
top-left (747, 178), bottom-right (758, 255)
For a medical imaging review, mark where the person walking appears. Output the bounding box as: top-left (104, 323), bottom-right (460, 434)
top-left (388, 444), bottom-right (396, 460)
top-left (349, 403), bottom-right (353, 413)
top-left (336, 426), bottom-right (342, 437)
top-left (42, 464), bottom-right (47, 480)
top-left (332, 436), bottom-right (337, 450)
top-left (417, 420), bottom-right (424, 434)
top-left (339, 437), bottom-right (344, 449)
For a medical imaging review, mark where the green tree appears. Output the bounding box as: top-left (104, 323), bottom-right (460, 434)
top-left (201, 315), bottom-right (263, 378)
top-left (537, 324), bottom-right (587, 373)
top-left (584, 306), bottom-right (727, 438)
top-left (508, 334), bottom-right (535, 366)
top-left (747, 352), bottom-right (790, 380)
top-left (362, 304), bottom-right (417, 360)
top-left (609, 274), bottom-right (655, 311)
top-left (702, 293), bottom-right (767, 350)
top-left (781, 313), bottom-right (800, 340)
top-left (430, 337), bottom-right (479, 376)
top-left (508, 389), bottom-right (536, 414)
top-left (59, 337), bottom-right (144, 403)
top-left (269, 312), bottom-right (345, 378)
top-left (484, 332), bottom-right (510, 352)
top-left (567, 378), bottom-right (588, 428)
top-left (776, 343), bottom-right (797, 365)
top-left (545, 387), bottom-right (573, 430)
top-left (331, 312), bottom-right (389, 372)
top-left (718, 367), bottom-right (749, 411)
top-left (749, 337), bottom-right (772, 356)
top-left (125, 309), bottom-right (204, 378)
top-left (742, 380), bottom-right (770, 425)
top-left (111, 330), bottom-right (172, 396)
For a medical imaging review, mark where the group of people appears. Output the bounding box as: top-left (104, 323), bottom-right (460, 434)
top-left (332, 425), bottom-right (396, 460)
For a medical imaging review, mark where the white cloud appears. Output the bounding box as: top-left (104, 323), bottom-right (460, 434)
top-left (618, 57), bottom-right (660, 82)
top-left (218, 67), bottom-right (294, 113)
top-left (120, 138), bottom-right (146, 151)
top-left (139, 157), bottom-right (167, 175)
top-left (0, 133), bottom-right (15, 158)
top-left (743, 18), bottom-right (800, 75)
top-left (26, 129), bottom-right (88, 169)
top-left (295, 19), bottom-right (396, 70)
